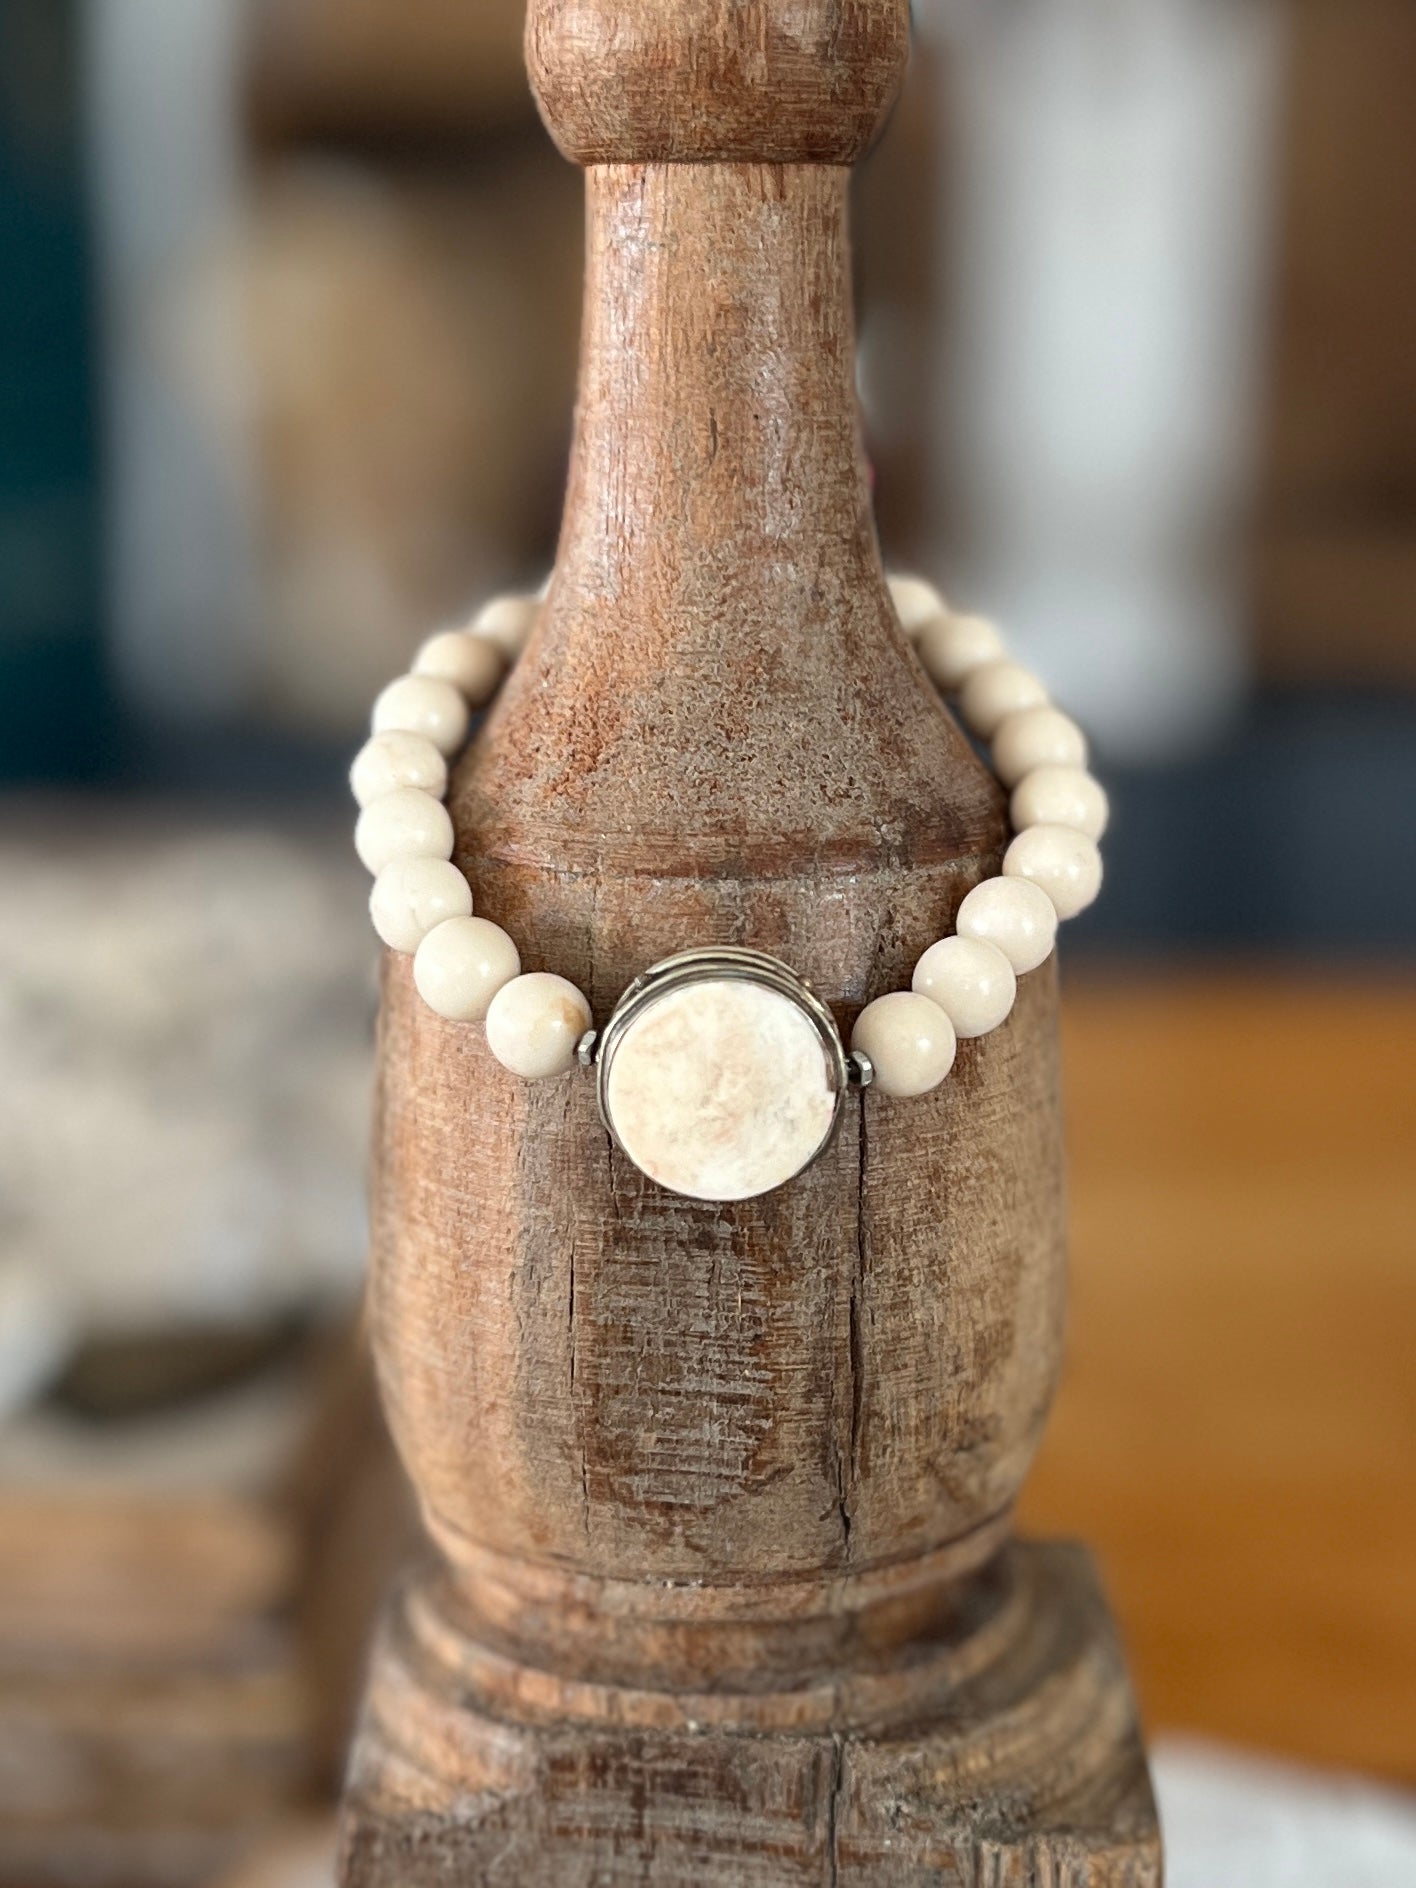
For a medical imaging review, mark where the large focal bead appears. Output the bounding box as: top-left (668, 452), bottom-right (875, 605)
top-left (597, 950), bottom-right (848, 1204)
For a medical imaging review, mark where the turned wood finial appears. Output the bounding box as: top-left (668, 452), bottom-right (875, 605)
top-left (370, 0), bottom-right (1030, 1693)
top-left (341, 5), bottom-right (1161, 1876)
top-left (527, 0), bottom-right (909, 164)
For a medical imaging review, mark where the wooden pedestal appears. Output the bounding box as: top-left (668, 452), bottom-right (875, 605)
top-left (342, 1542), bottom-right (1155, 1886)
top-left (339, 3), bottom-right (1160, 1881)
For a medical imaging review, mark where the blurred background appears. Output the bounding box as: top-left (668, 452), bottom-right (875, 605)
top-left (0, 0), bottom-right (1412, 1881)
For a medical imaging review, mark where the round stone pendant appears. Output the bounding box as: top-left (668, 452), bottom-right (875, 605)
top-left (596, 949), bottom-right (849, 1203)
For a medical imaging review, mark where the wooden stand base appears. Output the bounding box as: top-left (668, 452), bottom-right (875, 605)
top-left (339, 1541), bottom-right (1160, 1887)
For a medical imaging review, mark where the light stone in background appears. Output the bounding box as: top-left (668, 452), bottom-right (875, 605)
top-left (0, 816), bottom-right (375, 1400)
top-left (604, 979), bottom-right (838, 1202)
top-left (0, 1262), bottom-right (75, 1422)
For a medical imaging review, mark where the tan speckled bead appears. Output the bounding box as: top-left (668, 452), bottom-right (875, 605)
top-left (370, 857), bottom-right (473, 954)
top-left (371, 674), bottom-right (470, 758)
top-left (1004, 824), bottom-right (1104, 921)
top-left (915, 611), bottom-right (1007, 692)
top-left (911, 935), bottom-right (1017, 1039)
top-left (887, 573), bottom-right (949, 640)
top-left (486, 972), bottom-right (593, 1079)
top-left (991, 705), bottom-right (1089, 788)
top-left (354, 788), bottom-right (455, 877)
top-left (958, 660), bottom-right (1050, 739)
top-left (412, 630), bottom-right (506, 706)
top-left (851, 991), bottom-right (957, 1099)
top-left (349, 730), bottom-right (448, 809)
top-left (1010, 766), bottom-right (1110, 842)
top-left (955, 876), bottom-right (1059, 975)
top-left (413, 916), bottom-right (521, 1023)
top-left (470, 594), bottom-right (541, 661)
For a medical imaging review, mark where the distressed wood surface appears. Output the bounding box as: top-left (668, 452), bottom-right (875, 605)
top-left (341, 1), bottom-right (1158, 1879)
top-left (527, 0), bottom-right (909, 165)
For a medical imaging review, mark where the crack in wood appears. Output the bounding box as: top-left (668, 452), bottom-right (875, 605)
top-left (825, 1733), bottom-right (846, 1888)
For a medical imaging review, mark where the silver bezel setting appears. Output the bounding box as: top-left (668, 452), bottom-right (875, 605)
top-left (595, 948), bottom-right (850, 1197)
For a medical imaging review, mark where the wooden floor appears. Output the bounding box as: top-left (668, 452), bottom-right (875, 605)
top-left (1019, 969), bottom-right (1416, 1783)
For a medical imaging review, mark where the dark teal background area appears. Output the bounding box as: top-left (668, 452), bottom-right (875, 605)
top-left (0, 0), bottom-right (110, 782)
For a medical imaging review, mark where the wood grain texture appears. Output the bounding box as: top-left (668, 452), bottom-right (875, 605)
top-left (371, 160), bottom-right (1068, 1633)
top-left (342, 1), bottom-right (1157, 1877)
top-left (528, 0), bottom-right (909, 164)
top-left (342, 1544), bottom-right (1157, 1887)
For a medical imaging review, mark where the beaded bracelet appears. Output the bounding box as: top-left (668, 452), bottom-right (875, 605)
top-left (350, 576), bottom-right (1107, 1202)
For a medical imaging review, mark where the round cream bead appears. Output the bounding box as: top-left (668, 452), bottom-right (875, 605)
top-left (1010, 765), bottom-right (1110, 843)
top-left (956, 876), bottom-right (1058, 975)
top-left (413, 917), bottom-right (521, 1023)
top-left (486, 972), bottom-right (592, 1080)
top-left (888, 573), bottom-right (949, 640)
top-left (412, 630), bottom-right (506, 706)
top-left (471, 594), bottom-right (540, 661)
top-left (915, 611), bottom-right (1007, 692)
top-left (851, 992), bottom-right (957, 1099)
top-left (991, 705), bottom-right (1088, 789)
top-left (958, 660), bottom-right (1050, 740)
top-left (349, 730), bottom-right (448, 809)
top-left (371, 674), bottom-right (470, 758)
top-left (1004, 824), bottom-right (1104, 921)
top-left (911, 935), bottom-right (1017, 1039)
top-left (354, 787), bottom-right (454, 877)
top-left (370, 857), bottom-right (473, 954)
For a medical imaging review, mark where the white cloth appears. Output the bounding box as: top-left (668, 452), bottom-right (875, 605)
top-left (1157, 1738), bottom-right (1416, 1887)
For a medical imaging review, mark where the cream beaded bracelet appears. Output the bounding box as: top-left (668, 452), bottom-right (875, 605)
top-left (350, 576), bottom-right (1107, 1202)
